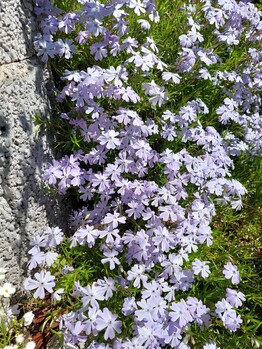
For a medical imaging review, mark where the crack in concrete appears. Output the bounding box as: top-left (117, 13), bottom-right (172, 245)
top-left (0, 54), bottom-right (37, 67)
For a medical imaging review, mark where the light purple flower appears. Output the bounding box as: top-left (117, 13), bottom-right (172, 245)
top-left (81, 282), bottom-right (106, 309)
top-left (55, 38), bottom-right (76, 59)
top-left (122, 297), bottom-right (137, 316)
top-left (137, 19), bottom-right (151, 30)
top-left (103, 211), bottom-right (126, 228)
top-left (44, 251), bottom-right (59, 267)
top-left (43, 226), bottom-right (64, 247)
top-left (215, 298), bottom-right (233, 318)
top-left (65, 320), bottom-right (87, 344)
top-left (127, 264), bottom-right (148, 288)
top-left (223, 262), bottom-right (240, 284)
top-left (104, 66), bottom-right (128, 87)
top-left (27, 250), bottom-right (46, 270)
top-left (98, 130), bottom-right (121, 149)
top-left (162, 72), bottom-right (181, 83)
top-left (170, 299), bottom-right (193, 328)
top-left (152, 226), bottom-right (176, 252)
top-left (128, 0), bottom-right (146, 16)
top-left (24, 271), bottom-right (55, 299)
top-left (226, 288), bottom-right (245, 308)
top-left (35, 34), bottom-right (55, 62)
top-left (101, 250), bottom-right (120, 270)
top-left (192, 259), bottom-right (210, 278)
top-left (222, 310), bottom-right (243, 332)
top-left (96, 308), bottom-right (122, 340)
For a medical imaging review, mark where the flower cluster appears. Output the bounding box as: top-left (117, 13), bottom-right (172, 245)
top-left (0, 269), bottom-right (35, 349)
top-left (23, 227), bottom-right (65, 300)
top-left (24, 0), bottom-right (262, 348)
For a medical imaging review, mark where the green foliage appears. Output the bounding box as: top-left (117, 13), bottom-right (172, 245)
top-left (29, 0), bottom-right (262, 347)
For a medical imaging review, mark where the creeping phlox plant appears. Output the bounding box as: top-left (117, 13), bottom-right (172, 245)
top-left (0, 269), bottom-right (35, 349)
top-left (24, 0), bottom-right (262, 348)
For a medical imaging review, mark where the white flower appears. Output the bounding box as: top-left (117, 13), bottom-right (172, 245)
top-left (23, 311), bottom-right (35, 326)
top-left (0, 267), bottom-right (6, 281)
top-left (0, 283), bottom-right (16, 297)
top-left (16, 334), bottom-right (25, 344)
top-left (25, 342), bottom-right (36, 349)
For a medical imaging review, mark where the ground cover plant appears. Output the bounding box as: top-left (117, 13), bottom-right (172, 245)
top-left (0, 268), bottom-right (36, 349)
top-left (2, 0), bottom-right (262, 348)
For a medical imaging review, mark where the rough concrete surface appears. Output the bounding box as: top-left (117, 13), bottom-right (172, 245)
top-left (0, 0), bottom-right (67, 289)
top-left (0, 0), bottom-right (36, 64)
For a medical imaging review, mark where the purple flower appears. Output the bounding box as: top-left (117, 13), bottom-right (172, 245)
top-left (43, 160), bottom-right (63, 185)
top-left (186, 296), bottom-right (210, 318)
top-left (101, 250), bottom-right (120, 270)
top-left (136, 324), bottom-right (158, 347)
top-left (90, 42), bottom-right (108, 61)
top-left (135, 298), bottom-right (153, 322)
top-left (34, 34), bottom-right (55, 62)
top-left (72, 225), bottom-right (100, 247)
top-left (62, 265), bottom-right (74, 275)
top-left (226, 288), bottom-right (245, 308)
top-left (169, 299), bottom-right (193, 328)
top-left (159, 204), bottom-right (183, 223)
top-left (152, 226), bottom-right (176, 252)
top-left (222, 310), bottom-right (243, 332)
top-left (137, 19), bottom-right (151, 30)
top-left (162, 71), bottom-right (181, 83)
top-left (223, 262), bottom-right (240, 284)
top-left (43, 226), bottom-right (64, 247)
top-left (98, 130), bottom-right (121, 149)
top-left (91, 173), bottom-right (111, 192)
top-left (215, 298), bottom-right (233, 318)
top-left (116, 86), bottom-right (141, 103)
top-left (126, 201), bottom-right (144, 219)
top-left (128, 0), bottom-right (146, 16)
top-left (104, 66), bottom-right (128, 87)
top-left (122, 297), bottom-right (137, 316)
top-left (95, 308), bottom-right (122, 340)
top-left (96, 277), bottom-right (116, 300)
top-left (58, 13), bottom-right (76, 34)
top-left (64, 320), bottom-right (87, 344)
top-left (127, 264), bottom-right (148, 288)
top-left (165, 324), bottom-right (182, 347)
top-left (103, 212), bottom-right (126, 228)
top-left (203, 342), bottom-right (220, 349)
top-left (142, 81), bottom-right (168, 106)
top-left (75, 30), bottom-right (90, 44)
top-left (55, 38), bottom-right (76, 59)
top-left (52, 288), bottom-right (64, 304)
top-left (81, 283), bottom-right (105, 309)
top-left (27, 250), bottom-right (46, 270)
top-left (24, 271), bottom-right (55, 299)
top-left (192, 259), bottom-right (210, 278)
top-left (32, 0), bottom-right (258, 344)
